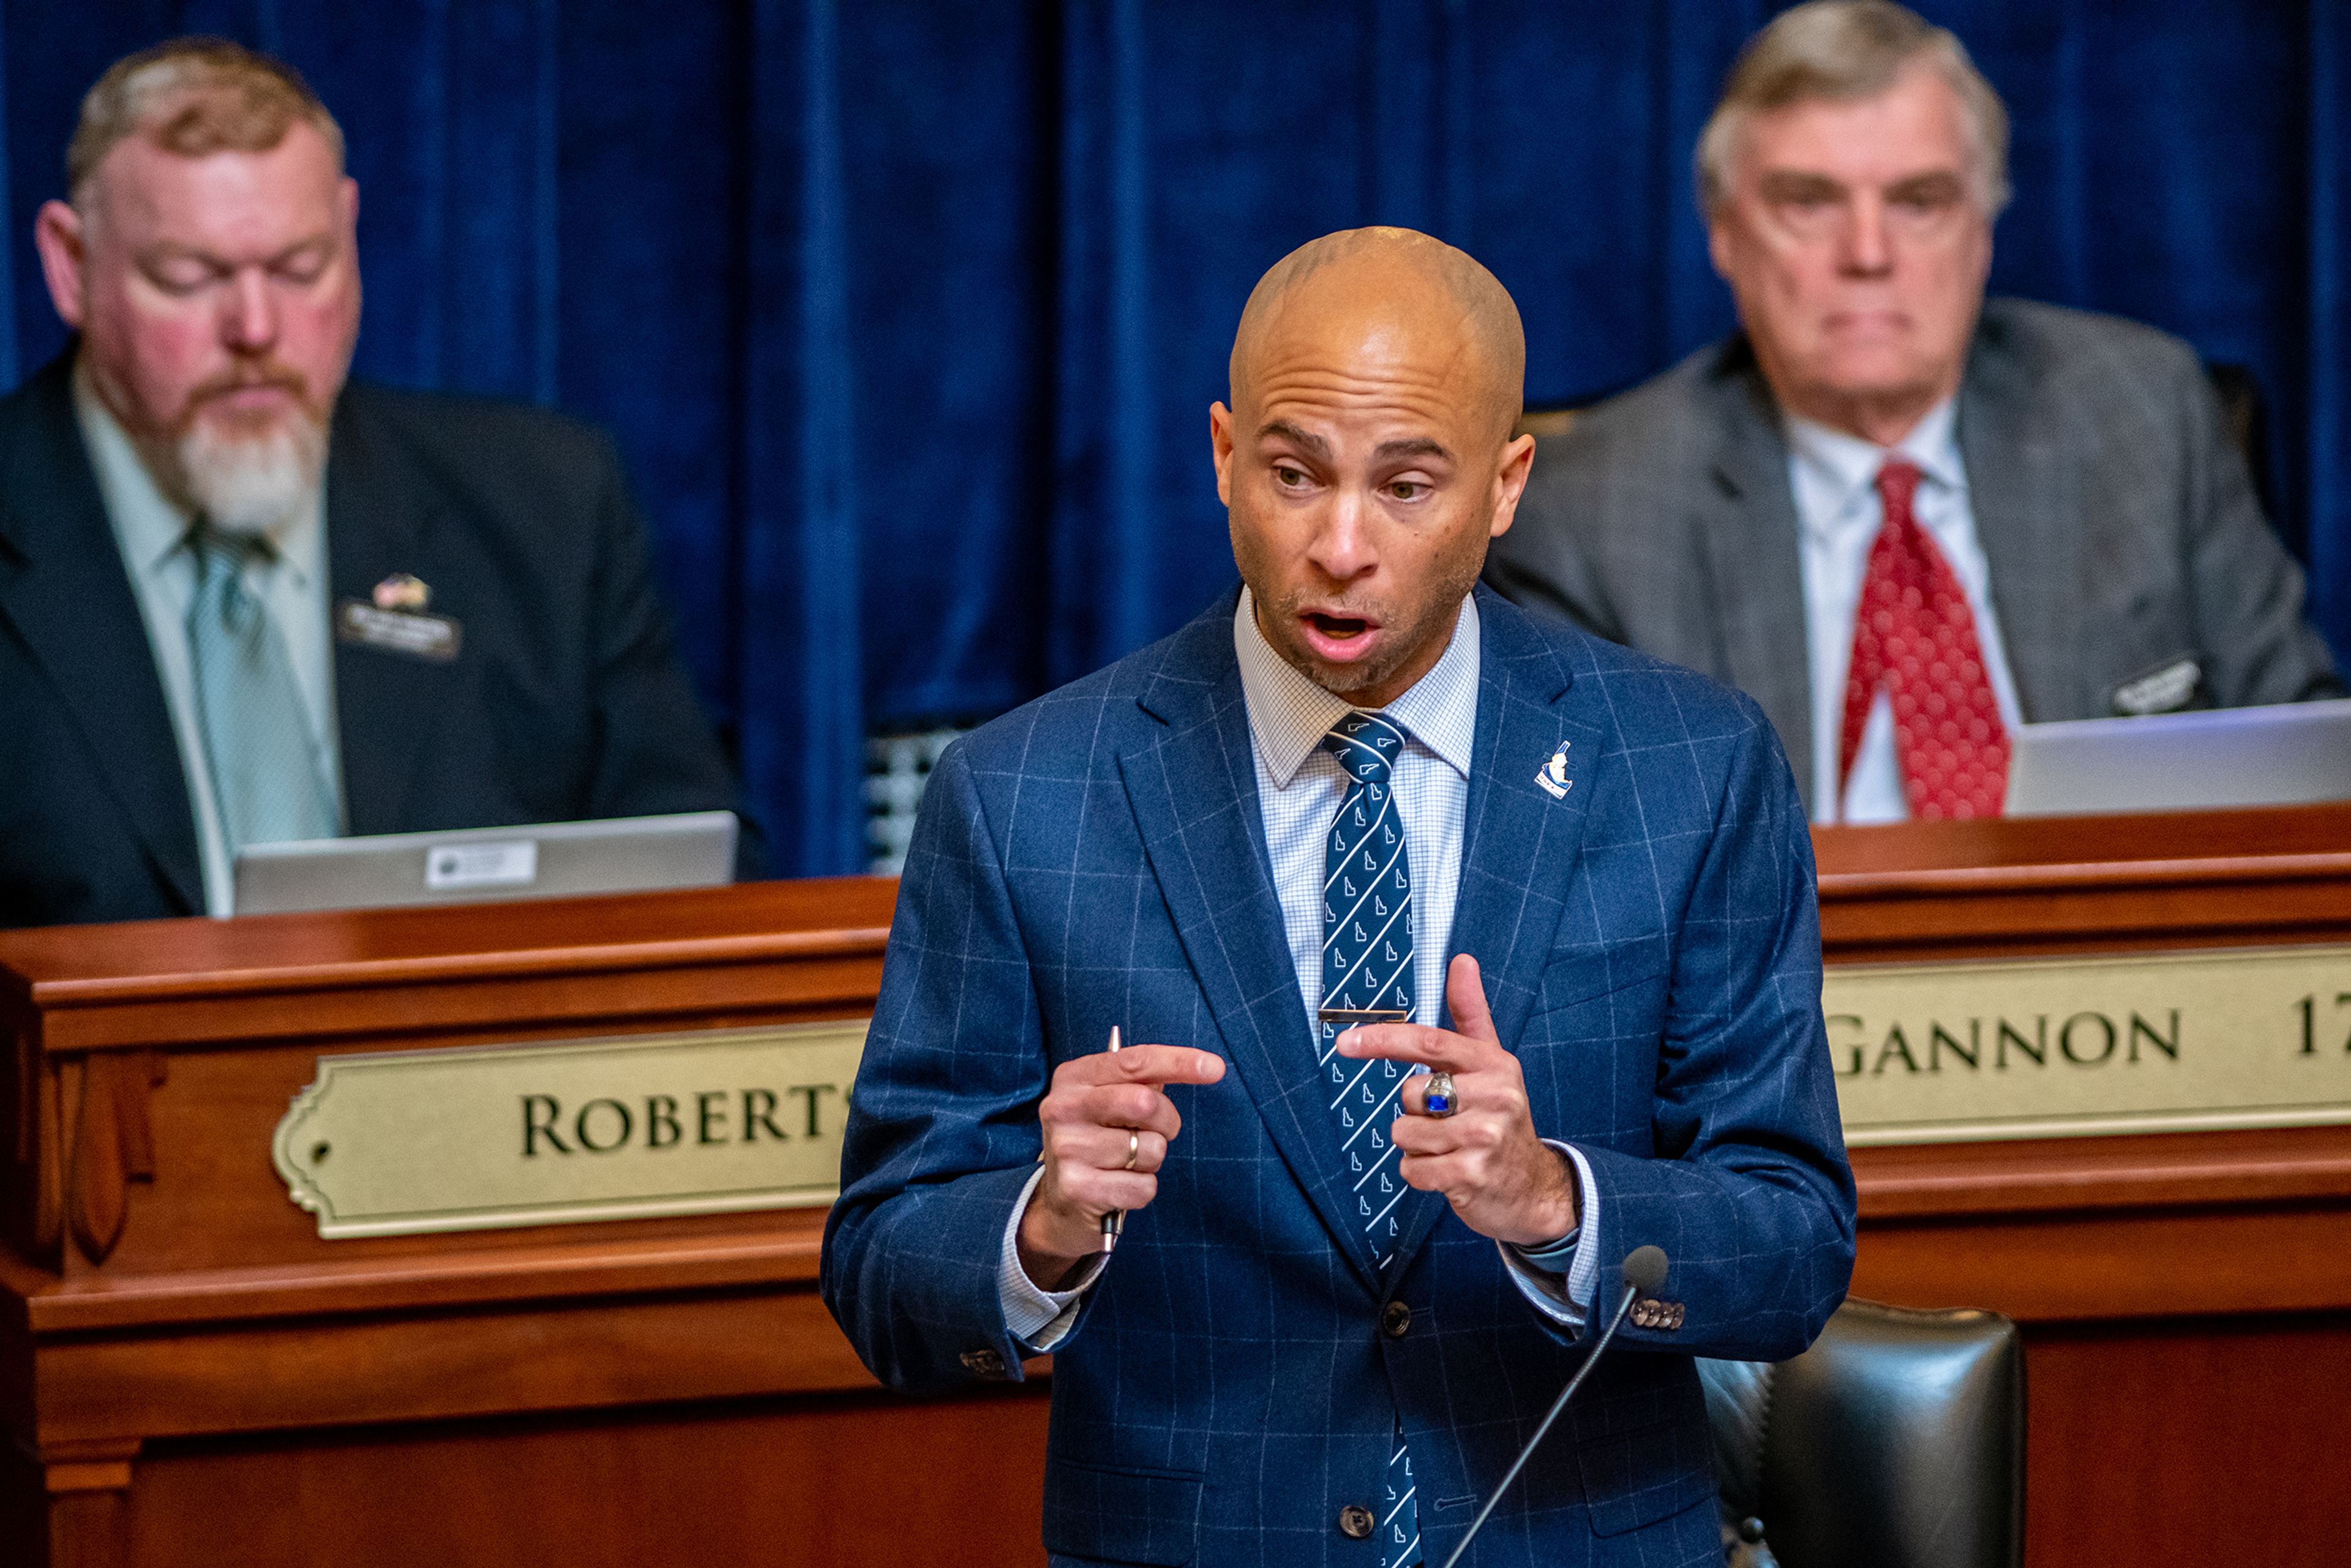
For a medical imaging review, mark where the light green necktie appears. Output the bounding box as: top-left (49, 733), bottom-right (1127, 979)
top-left (184, 523), bottom-right (339, 853)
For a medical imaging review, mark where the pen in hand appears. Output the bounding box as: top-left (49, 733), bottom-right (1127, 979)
top-left (1101, 1024), bottom-right (1127, 1255)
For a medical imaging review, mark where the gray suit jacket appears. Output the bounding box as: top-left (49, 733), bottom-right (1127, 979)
top-left (1485, 298), bottom-right (2344, 811)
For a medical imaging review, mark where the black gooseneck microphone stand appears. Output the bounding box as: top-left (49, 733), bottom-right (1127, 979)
top-left (1435, 1245), bottom-right (1671, 1568)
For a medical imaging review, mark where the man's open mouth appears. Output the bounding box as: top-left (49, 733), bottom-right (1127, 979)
top-left (1299, 610), bottom-right (1380, 661)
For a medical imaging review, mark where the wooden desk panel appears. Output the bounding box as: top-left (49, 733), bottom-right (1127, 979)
top-left (32, 1281), bottom-right (868, 1447)
top-left (105, 1388), bottom-right (1055, 1568)
top-left (1849, 1133), bottom-right (2351, 1566)
top-left (2021, 1315), bottom-right (2350, 1567)
top-left (6, 812), bottom-right (2351, 1567)
top-left (1818, 815), bottom-right (2351, 1568)
top-left (1815, 801), bottom-right (2351, 960)
top-left (0, 881), bottom-right (943, 1568)
top-left (1850, 1124), bottom-right (2351, 1319)
top-left (3, 880), bottom-right (893, 1285)
top-left (64, 1009), bottom-right (870, 1280)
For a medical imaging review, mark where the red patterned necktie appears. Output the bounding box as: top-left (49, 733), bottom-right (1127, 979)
top-left (1837, 460), bottom-right (2010, 819)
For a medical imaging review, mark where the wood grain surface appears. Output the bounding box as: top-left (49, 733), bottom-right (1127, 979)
top-left (2, 811), bottom-right (2349, 1567)
top-left (1818, 806), bottom-right (2351, 1567)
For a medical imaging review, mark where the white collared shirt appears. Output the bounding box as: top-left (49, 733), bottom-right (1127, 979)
top-left (1786, 397), bottom-right (2025, 823)
top-left (997, 590), bottom-right (1597, 1347)
top-left (75, 366), bottom-right (345, 915)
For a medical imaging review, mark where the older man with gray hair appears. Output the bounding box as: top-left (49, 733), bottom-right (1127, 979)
top-left (1488, 0), bottom-right (2342, 825)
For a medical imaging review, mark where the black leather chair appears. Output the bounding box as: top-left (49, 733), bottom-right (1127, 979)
top-left (1697, 1298), bottom-right (2024, 1568)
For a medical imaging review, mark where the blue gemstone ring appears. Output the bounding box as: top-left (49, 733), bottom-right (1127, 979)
top-left (1420, 1071), bottom-right (1458, 1118)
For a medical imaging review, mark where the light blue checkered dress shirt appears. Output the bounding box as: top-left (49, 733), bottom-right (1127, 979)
top-left (1000, 590), bottom-right (1599, 1343)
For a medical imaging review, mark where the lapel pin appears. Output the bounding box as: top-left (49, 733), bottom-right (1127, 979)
top-left (373, 572), bottom-right (431, 612)
top-left (1534, 741), bottom-right (1572, 800)
top-left (338, 577), bottom-right (463, 663)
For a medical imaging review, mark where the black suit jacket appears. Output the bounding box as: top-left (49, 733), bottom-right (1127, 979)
top-left (0, 352), bottom-right (752, 927)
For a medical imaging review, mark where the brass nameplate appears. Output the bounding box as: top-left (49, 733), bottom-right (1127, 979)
top-left (1826, 944), bottom-right (2351, 1146)
top-left (272, 1020), bottom-right (864, 1238)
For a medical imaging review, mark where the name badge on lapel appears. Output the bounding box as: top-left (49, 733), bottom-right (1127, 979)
top-left (2111, 656), bottom-right (2202, 716)
top-left (337, 574), bottom-right (462, 662)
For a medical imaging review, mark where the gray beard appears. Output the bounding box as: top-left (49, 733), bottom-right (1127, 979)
top-left (173, 410), bottom-right (329, 539)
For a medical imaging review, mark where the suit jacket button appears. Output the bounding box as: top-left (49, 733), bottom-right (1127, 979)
top-left (1381, 1301), bottom-right (1412, 1338)
top-left (1338, 1504), bottom-right (1376, 1540)
top-left (960, 1348), bottom-right (1007, 1378)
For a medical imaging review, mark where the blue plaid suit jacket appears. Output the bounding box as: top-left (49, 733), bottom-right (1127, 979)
top-left (822, 586), bottom-right (1856, 1567)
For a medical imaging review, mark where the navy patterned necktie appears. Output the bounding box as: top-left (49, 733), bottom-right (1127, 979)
top-left (1318, 708), bottom-right (1420, 1567)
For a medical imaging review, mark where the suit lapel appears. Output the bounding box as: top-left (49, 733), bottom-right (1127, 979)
top-left (1118, 605), bottom-right (1387, 1294)
top-left (1693, 353), bottom-right (1815, 805)
top-left (1387, 590), bottom-right (1596, 1274)
top-left (0, 358), bottom-right (203, 912)
top-left (1958, 324), bottom-right (2071, 722)
top-left (326, 391), bottom-right (459, 834)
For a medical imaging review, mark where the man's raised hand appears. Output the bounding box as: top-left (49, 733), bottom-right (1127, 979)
top-left (1018, 1043), bottom-right (1225, 1286)
top-left (1333, 954), bottom-right (1578, 1247)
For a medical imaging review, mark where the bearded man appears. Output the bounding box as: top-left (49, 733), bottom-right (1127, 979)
top-left (0, 38), bottom-right (748, 927)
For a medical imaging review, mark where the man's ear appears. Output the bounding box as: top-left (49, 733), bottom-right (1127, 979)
top-left (34, 201), bottom-right (88, 330)
top-left (1210, 400), bottom-right (1236, 508)
top-left (1487, 432), bottom-right (1537, 539)
top-left (1705, 212), bottom-right (1735, 283)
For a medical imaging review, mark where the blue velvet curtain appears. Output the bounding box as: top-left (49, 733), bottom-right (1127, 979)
top-left (7, 2), bottom-right (2345, 874)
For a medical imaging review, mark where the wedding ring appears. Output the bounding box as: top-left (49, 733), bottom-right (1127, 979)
top-left (1123, 1130), bottom-right (1141, 1170)
top-left (1422, 1071), bottom-right (1458, 1118)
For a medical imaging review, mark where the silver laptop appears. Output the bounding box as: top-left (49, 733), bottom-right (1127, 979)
top-left (233, 810), bottom-right (739, 915)
top-left (2005, 699), bottom-right (2351, 817)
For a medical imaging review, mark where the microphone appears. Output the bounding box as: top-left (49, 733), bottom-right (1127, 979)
top-left (1436, 1246), bottom-right (1670, 1568)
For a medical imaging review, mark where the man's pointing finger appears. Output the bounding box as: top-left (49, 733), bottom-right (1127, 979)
top-left (1444, 954), bottom-right (1500, 1045)
top-left (1065, 1043), bottom-right (1228, 1087)
top-left (1332, 1023), bottom-right (1488, 1071)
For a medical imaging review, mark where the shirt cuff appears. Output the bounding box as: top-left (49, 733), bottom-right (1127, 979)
top-left (1496, 1140), bottom-right (1601, 1333)
top-left (997, 1165), bottom-right (1107, 1350)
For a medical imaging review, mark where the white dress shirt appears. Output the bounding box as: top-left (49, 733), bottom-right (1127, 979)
top-left (76, 367), bottom-right (345, 916)
top-left (1787, 397), bottom-right (2025, 824)
top-left (997, 590), bottom-right (1598, 1348)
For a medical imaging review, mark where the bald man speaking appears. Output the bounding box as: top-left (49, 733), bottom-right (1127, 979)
top-left (822, 230), bottom-right (1855, 1568)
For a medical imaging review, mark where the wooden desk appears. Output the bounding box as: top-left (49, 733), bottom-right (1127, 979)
top-left (4, 805), bottom-right (2347, 1567)
top-left (0, 880), bottom-right (1051, 1568)
top-left (1819, 804), bottom-right (2351, 1568)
